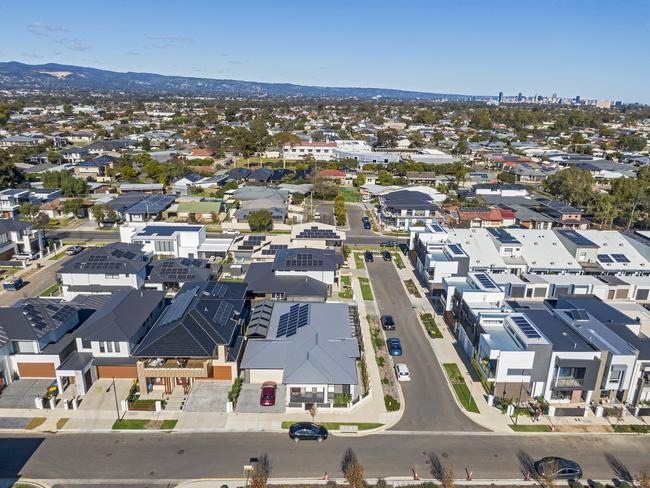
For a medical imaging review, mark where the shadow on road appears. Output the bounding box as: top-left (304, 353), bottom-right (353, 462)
top-left (0, 435), bottom-right (45, 483)
top-left (605, 453), bottom-right (633, 482)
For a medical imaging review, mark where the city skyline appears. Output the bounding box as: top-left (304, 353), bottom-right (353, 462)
top-left (0, 0), bottom-right (649, 103)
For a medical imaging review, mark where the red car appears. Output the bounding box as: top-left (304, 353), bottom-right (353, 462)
top-left (260, 382), bottom-right (277, 406)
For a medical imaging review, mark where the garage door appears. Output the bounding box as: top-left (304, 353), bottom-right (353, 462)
top-left (211, 366), bottom-right (232, 380)
top-left (18, 362), bottom-right (56, 378)
top-left (96, 365), bottom-right (137, 379)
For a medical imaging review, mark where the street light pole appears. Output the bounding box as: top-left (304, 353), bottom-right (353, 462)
top-left (111, 377), bottom-right (120, 420)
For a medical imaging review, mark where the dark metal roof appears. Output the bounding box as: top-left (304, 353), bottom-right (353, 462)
top-left (245, 262), bottom-right (328, 299)
top-left (125, 194), bottom-right (176, 215)
top-left (272, 248), bottom-right (342, 272)
top-left (133, 281), bottom-right (248, 358)
top-left (59, 242), bottom-right (147, 275)
top-left (147, 258), bottom-right (212, 283)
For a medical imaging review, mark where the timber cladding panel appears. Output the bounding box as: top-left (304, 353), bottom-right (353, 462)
top-left (96, 365), bottom-right (137, 379)
top-left (211, 365), bottom-right (233, 380)
top-left (17, 362), bottom-right (56, 378)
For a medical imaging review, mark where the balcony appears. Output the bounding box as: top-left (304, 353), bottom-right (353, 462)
top-left (554, 377), bottom-right (585, 388)
top-left (140, 358), bottom-right (210, 378)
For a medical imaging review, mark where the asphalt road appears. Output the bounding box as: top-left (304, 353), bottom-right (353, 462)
top-left (367, 258), bottom-right (485, 432)
top-left (0, 255), bottom-right (70, 307)
top-left (2, 432), bottom-right (649, 482)
top-left (345, 204), bottom-right (407, 246)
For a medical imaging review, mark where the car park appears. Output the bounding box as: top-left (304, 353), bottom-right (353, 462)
top-left (66, 245), bottom-right (84, 256)
top-left (382, 250), bottom-right (392, 261)
top-left (364, 251), bottom-right (374, 262)
top-left (387, 338), bottom-right (402, 356)
top-left (395, 363), bottom-right (411, 381)
top-left (288, 422), bottom-right (328, 442)
top-left (259, 381), bottom-right (277, 406)
top-left (381, 315), bottom-right (395, 330)
top-left (533, 457), bottom-right (582, 480)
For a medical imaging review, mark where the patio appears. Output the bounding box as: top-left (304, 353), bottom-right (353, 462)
top-left (0, 379), bottom-right (55, 409)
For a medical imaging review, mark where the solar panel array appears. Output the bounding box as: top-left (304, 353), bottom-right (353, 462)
top-left (205, 281), bottom-right (228, 298)
top-left (296, 226), bottom-right (340, 239)
top-left (558, 229), bottom-right (596, 246)
top-left (597, 254), bottom-right (614, 263)
top-left (157, 259), bottom-right (205, 281)
top-left (511, 316), bottom-right (542, 340)
top-left (459, 207), bottom-right (491, 213)
top-left (488, 228), bottom-right (520, 244)
top-left (276, 304), bottom-right (310, 338)
top-left (447, 244), bottom-right (464, 256)
top-left (212, 301), bottom-right (234, 326)
top-left (111, 249), bottom-right (138, 260)
top-left (474, 273), bottom-right (497, 289)
top-left (611, 254), bottom-right (630, 263)
top-left (158, 287), bottom-right (196, 326)
top-left (51, 305), bottom-right (76, 323)
top-left (430, 223), bottom-right (445, 233)
top-left (282, 252), bottom-right (324, 268)
top-left (239, 235), bottom-right (266, 251)
top-left (82, 255), bottom-right (124, 272)
top-left (569, 309), bottom-right (589, 321)
top-left (261, 244), bottom-right (288, 256)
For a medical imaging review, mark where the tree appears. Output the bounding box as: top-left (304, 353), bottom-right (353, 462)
top-left (312, 179), bottom-right (338, 200)
top-left (375, 129), bottom-right (398, 148)
top-left (19, 202), bottom-right (41, 220)
top-left (42, 171), bottom-right (88, 197)
top-left (62, 198), bottom-right (84, 218)
top-left (636, 466), bottom-right (650, 488)
top-left (340, 448), bottom-right (364, 488)
top-left (355, 173), bottom-right (366, 187)
top-left (429, 452), bottom-right (455, 488)
top-left (536, 459), bottom-right (559, 488)
top-left (62, 103), bottom-right (73, 116)
top-left (377, 170), bottom-right (393, 186)
top-left (543, 168), bottom-right (594, 206)
top-left (141, 136), bottom-right (151, 152)
top-left (409, 131), bottom-right (425, 148)
top-left (90, 204), bottom-right (117, 227)
top-left (334, 193), bottom-right (347, 226)
top-left (247, 209), bottom-right (273, 231)
top-left (453, 137), bottom-right (469, 155)
top-left (0, 159), bottom-right (25, 189)
top-left (587, 193), bottom-right (619, 229)
top-left (617, 134), bottom-right (646, 152)
top-left (611, 169), bottom-right (650, 229)
top-left (250, 453), bottom-right (272, 488)
top-left (33, 212), bottom-right (50, 231)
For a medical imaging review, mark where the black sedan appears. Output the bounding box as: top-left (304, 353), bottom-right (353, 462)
top-left (382, 250), bottom-right (392, 261)
top-left (381, 315), bottom-right (396, 330)
top-left (533, 457), bottom-right (582, 480)
top-left (364, 251), bottom-right (374, 262)
top-left (288, 422), bottom-right (329, 442)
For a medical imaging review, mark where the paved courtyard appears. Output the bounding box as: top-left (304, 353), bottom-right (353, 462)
top-left (183, 381), bottom-right (230, 412)
top-left (235, 383), bottom-right (286, 413)
top-left (0, 379), bottom-right (54, 409)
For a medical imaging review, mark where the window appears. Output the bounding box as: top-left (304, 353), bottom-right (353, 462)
top-left (615, 288), bottom-right (628, 299)
top-left (609, 368), bottom-right (624, 384)
top-left (105, 273), bottom-right (119, 279)
top-left (81, 340), bottom-right (91, 349)
top-left (114, 342), bottom-right (121, 353)
top-left (636, 289), bottom-right (649, 301)
top-left (106, 342), bottom-right (113, 353)
top-left (99, 342), bottom-right (105, 353)
top-left (154, 240), bottom-right (174, 253)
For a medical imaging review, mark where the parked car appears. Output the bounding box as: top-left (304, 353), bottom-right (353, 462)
top-left (381, 315), bottom-right (396, 330)
top-left (380, 241), bottom-right (398, 247)
top-left (222, 229), bottom-right (240, 235)
top-left (387, 338), bottom-right (402, 356)
top-left (364, 251), bottom-right (374, 262)
top-left (382, 251), bottom-right (392, 261)
top-left (66, 245), bottom-right (84, 256)
top-left (533, 457), bottom-right (582, 480)
top-left (288, 422), bottom-right (328, 442)
top-left (362, 217), bottom-right (371, 230)
top-left (399, 243), bottom-right (409, 255)
top-left (13, 252), bottom-right (35, 261)
top-left (395, 363), bottom-right (411, 382)
top-left (259, 381), bottom-right (277, 407)
top-left (2, 277), bottom-right (25, 291)
top-left (313, 211), bottom-right (321, 219)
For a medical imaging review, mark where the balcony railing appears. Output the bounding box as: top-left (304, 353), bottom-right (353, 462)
top-left (554, 377), bottom-right (585, 388)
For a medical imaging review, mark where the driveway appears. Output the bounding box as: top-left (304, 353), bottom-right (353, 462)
top-left (183, 381), bottom-right (230, 412)
top-left (79, 379), bottom-right (133, 411)
top-left (345, 203), bottom-right (407, 246)
top-left (235, 383), bottom-right (286, 413)
top-left (366, 259), bottom-right (486, 432)
top-left (0, 379), bottom-right (54, 409)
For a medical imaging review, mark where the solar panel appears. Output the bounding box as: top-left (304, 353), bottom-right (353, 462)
top-left (570, 309), bottom-right (589, 321)
top-left (611, 254), bottom-right (630, 263)
top-left (276, 304), bottom-right (310, 338)
top-left (158, 287), bottom-right (196, 326)
top-left (558, 229), bottom-right (595, 246)
top-left (212, 302), bottom-right (234, 325)
top-left (447, 244), bottom-right (464, 256)
top-left (474, 273), bottom-right (496, 289)
top-left (511, 316), bottom-right (541, 339)
top-left (597, 254), bottom-right (613, 263)
top-left (430, 223), bottom-right (444, 233)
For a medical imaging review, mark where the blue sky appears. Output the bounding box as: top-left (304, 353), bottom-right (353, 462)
top-left (1, 0), bottom-right (649, 102)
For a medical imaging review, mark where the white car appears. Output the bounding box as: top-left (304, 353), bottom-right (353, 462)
top-left (13, 252), bottom-right (36, 261)
top-left (313, 212), bottom-right (321, 219)
top-left (395, 363), bottom-right (411, 382)
top-left (222, 229), bottom-right (240, 235)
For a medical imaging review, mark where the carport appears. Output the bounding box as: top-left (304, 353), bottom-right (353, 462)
top-left (0, 378), bottom-right (54, 409)
top-left (235, 383), bottom-right (286, 413)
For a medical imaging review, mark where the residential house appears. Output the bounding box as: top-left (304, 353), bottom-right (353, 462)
top-left (0, 219), bottom-right (44, 260)
top-left (144, 258), bottom-right (212, 291)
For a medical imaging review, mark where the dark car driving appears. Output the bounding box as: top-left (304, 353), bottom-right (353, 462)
top-left (387, 337), bottom-right (402, 356)
top-left (381, 315), bottom-right (396, 330)
top-left (288, 422), bottom-right (329, 442)
top-left (533, 457), bottom-right (582, 480)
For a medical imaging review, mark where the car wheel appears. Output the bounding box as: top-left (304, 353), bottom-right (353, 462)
top-left (317, 436), bottom-right (324, 443)
top-left (293, 437), bottom-right (299, 443)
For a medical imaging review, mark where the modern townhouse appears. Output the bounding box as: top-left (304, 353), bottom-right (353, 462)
top-left (132, 281), bottom-right (249, 395)
top-left (282, 141), bottom-right (336, 161)
top-left (0, 189), bottom-right (31, 219)
top-left (0, 219), bottom-right (44, 260)
top-left (121, 222), bottom-right (232, 259)
top-left (377, 188), bottom-right (443, 230)
top-left (144, 257), bottom-right (212, 291)
top-left (58, 242), bottom-right (149, 299)
top-left (241, 301), bottom-right (361, 409)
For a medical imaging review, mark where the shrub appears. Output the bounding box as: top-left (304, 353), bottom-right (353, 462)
top-left (384, 394), bottom-right (400, 412)
top-left (228, 377), bottom-right (243, 406)
top-left (571, 482), bottom-right (583, 488)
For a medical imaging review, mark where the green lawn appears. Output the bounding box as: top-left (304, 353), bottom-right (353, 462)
top-left (391, 252), bottom-right (405, 269)
top-left (341, 275), bottom-right (351, 286)
top-left (25, 417), bottom-right (46, 430)
top-left (39, 283), bottom-right (61, 297)
top-left (338, 288), bottom-right (353, 299)
top-left (420, 313), bottom-right (442, 339)
top-left (112, 419), bottom-right (151, 430)
top-left (49, 252), bottom-right (66, 261)
top-left (161, 419), bottom-right (178, 430)
top-left (509, 424), bottom-right (552, 432)
top-left (338, 186), bottom-right (362, 202)
top-left (614, 424), bottom-right (650, 433)
top-left (353, 253), bottom-right (365, 269)
top-left (358, 277), bottom-right (373, 300)
top-left (281, 421), bottom-right (382, 431)
top-left (338, 275), bottom-right (353, 298)
top-left (443, 363), bottom-right (480, 414)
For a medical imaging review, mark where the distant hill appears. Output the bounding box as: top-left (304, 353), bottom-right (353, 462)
top-left (0, 61), bottom-right (493, 100)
